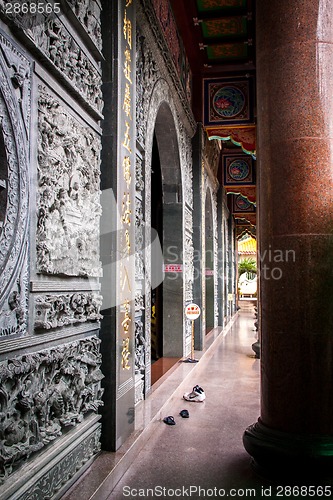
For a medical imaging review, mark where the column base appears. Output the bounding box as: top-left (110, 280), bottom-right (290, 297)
top-left (243, 418), bottom-right (333, 480)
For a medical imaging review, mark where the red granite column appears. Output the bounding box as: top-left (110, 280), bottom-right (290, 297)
top-left (243, 0), bottom-right (333, 476)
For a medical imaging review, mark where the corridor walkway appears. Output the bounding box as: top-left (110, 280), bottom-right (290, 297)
top-left (64, 301), bottom-right (274, 499)
top-left (109, 302), bottom-right (263, 499)
top-left (65, 302), bottom-right (333, 499)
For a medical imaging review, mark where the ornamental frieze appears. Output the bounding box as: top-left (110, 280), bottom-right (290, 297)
top-left (0, 336), bottom-right (104, 485)
top-left (34, 292), bottom-right (102, 331)
top-left (37, 88), bottom-right (102, 277)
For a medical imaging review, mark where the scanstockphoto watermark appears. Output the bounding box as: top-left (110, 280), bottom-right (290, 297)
top-left (122, 485), bottom-right (258, 497)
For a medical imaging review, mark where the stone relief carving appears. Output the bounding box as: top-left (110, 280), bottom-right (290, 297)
top-left (34, 292), bottom-right (102, 331)
top-left (137, 0), bottom-right (196, 133)
top-left (0, 336), bottom-right (103, 485)
top-left (65, 0), bottom-right (102, 51)
top-left (37, 87), bottom-right (102, 277)
top-left (135, 199), bottom-right (145, 281)
top-left (178, 120), bottom-right (193, 208)
top-left (0, 36), bottom-right (30, 338)
top-left (0, 33), bottom-right (31, 140)
top-left (135, 152), bottom-right (145, 402)
top-left (18, 426), bottom-right (101, 500)
top-left (136, 30), bottom-right (159, 148)
top-left (0, 2), bottom-right (102, 113)
top-left (135, 316), bottom-right (145, 373)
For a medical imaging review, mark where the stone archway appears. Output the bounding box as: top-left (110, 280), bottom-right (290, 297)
top-left (153, 101), bottom-right (183, 361)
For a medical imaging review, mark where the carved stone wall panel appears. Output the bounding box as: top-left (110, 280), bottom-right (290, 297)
top-left (0, 1), bottom-right (103, 115)
top-left (0, 336), bottom-right (103, 485)
top-left (64, 0), bottom-right (102, 52)
top-left (136, 29), bottom-right (159, 149)
top-left (37, 87), bottom-right (102, 278)
top-left (18, 426), bottom-right (101, 500)
top-left (0, 33), bottom-right (30, 339)
top-left (135, 151), bottom-right (145, 403)
top-left (212, 191), bottom-right (219, 327)
top-left (137, 0), bottom-right (196, 135)
top-left (137, 18), bottom-right (195, 372)
top-left (34, 292), bottom-right (102, 331)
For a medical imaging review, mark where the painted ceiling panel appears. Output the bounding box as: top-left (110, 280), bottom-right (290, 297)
top-left (201, 16), bottom-right (248, 39)
top-left (197, 0), bottom-right (247, 12)
top-left (206, 42), bottom-right (248, 60)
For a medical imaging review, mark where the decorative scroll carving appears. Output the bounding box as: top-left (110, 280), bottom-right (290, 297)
top-left (178, 120), bottom-right (193, 208)
top-left (0, 336), bottom-right (103, 485)
top-left (136, 31), bottom-right (159, 148)
top-left (0, 33), bottom-right (31, 139)
top-left (18, 426), bottom-right (101, 500)
top-left (37, 87), bottom-right (102, 277)
top-left (0, 35), bottom-right (30, 338)
top-left (0, 2), bottom-right (102, 113)
top-left (34, 292), bottom-right (102, 331)
top-left (135, 151), bottom-right (145, 401)
top-left (135, 317), bottom-right (145, 373)
top-left (135, 200), bottom-right (145, 281)
top-left (65, 0), bottom-right (102, 51)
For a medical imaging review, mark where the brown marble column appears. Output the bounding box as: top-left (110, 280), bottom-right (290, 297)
top-left (243, 0), bottom-right (333, 476)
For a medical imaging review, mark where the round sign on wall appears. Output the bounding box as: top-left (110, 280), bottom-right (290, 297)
top-left (185, 303), bottom-right (201, 320)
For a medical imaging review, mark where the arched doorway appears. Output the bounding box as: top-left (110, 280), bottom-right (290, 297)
top-left (205, 189), bottom-right (214, 333)
top-left (150, 102), bottom-right (183, 384)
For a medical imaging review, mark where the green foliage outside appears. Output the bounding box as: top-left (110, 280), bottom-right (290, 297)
top-left (238, 258), bottom-right (257, 278)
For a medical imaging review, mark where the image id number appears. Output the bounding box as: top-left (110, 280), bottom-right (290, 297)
top-left (5, 2), bottom-right (60, 15)
top-left (276, 485), bottom-right (332, 496)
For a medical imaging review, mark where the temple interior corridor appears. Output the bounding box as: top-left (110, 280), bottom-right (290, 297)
top-left (64, 302), bottom-right (333, 499)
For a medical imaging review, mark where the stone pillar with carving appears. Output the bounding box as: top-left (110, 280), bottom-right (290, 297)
top-left (243, 0), bottom-right (333, 476)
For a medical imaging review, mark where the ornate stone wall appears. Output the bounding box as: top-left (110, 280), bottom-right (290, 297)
top-left (0, 1), bottom-right (103, 497)
top-left (0, 336), bottom-right (103, 486)
top-left (135, 5), bottom-right (196, 392)
top-left (0, 33), bottom-right (30, 340)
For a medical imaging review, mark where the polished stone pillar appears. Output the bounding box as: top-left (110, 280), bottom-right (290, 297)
top-left (243, 0), bottom-right (333, 476)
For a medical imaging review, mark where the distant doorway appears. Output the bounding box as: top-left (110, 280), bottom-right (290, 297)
top-left (149, 103), bottom-right (183, 385)
top-left (151, 134), bottom-right (163, 363)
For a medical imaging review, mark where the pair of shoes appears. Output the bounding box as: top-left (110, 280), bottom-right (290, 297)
top-left (163, 410), bottom-right (190, 425)
top-left (163, 416), bottom-right (176, 425)
top-left (183, 385), bottom-right (206, 402)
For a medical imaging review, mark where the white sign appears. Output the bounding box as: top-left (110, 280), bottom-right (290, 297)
top-left (185, 303), bottom-right (201, 320)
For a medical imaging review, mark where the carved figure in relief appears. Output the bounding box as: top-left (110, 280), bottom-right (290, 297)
top-left (37, 90), bottom-right (102, 277)
top-left (0, 338), bottom-right (104, 484)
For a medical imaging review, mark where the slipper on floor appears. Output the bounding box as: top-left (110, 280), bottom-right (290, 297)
top-left (163, 416), bottom-right (176, 425)
top-left (179, 409), bottom-right (189, 418)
